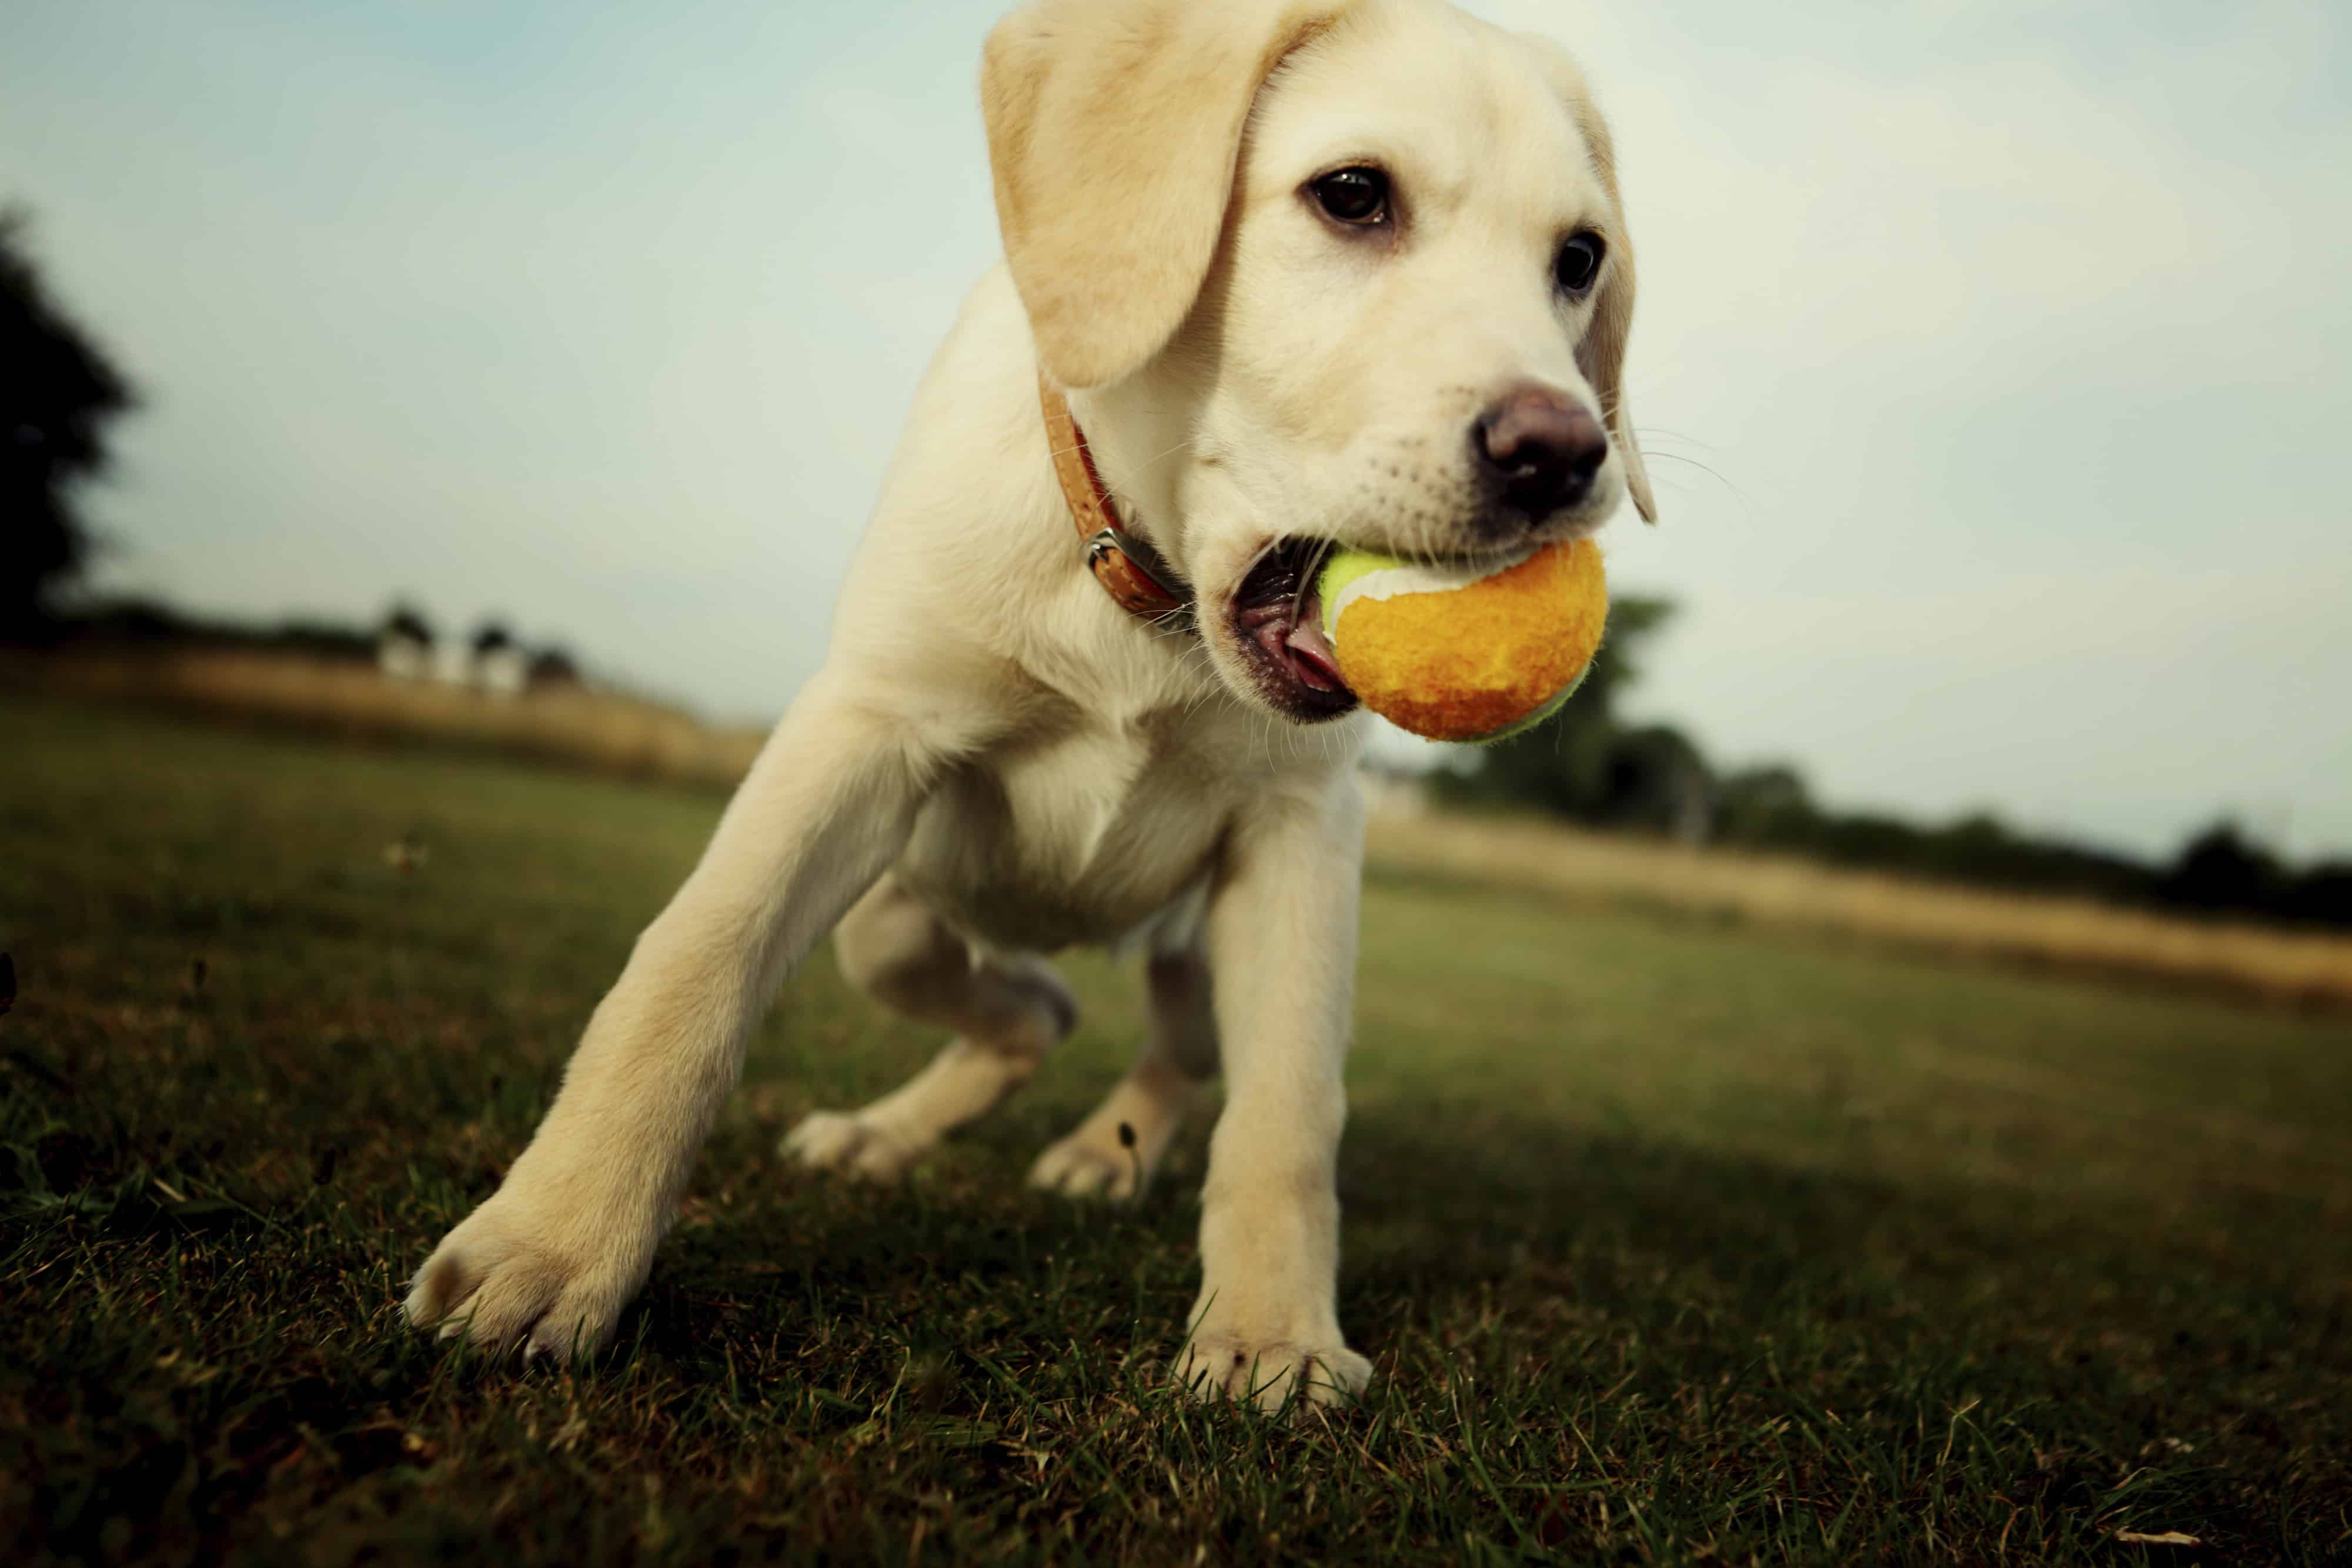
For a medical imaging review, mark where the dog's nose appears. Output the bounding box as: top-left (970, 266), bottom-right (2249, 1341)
top-left (1474, 386), bottom-right (1609, 519)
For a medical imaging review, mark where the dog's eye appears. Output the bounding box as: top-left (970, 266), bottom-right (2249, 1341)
top-left (1555, 232), bottom-right (1605, 295)
top-left (1309, 167), bottom-right (1389, 226)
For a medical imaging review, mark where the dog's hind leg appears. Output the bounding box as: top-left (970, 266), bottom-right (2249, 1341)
top-left (1028, 936), bottom-right (1216, 1202)
top-left (784, 874), bottom-right (1075, 1182)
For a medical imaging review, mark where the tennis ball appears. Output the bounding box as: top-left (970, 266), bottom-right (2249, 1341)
top-left (1316, 537), bottom-right (1606, 743)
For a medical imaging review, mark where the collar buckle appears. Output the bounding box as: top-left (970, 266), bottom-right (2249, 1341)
top-left (1085, 525), bottom-right (1190, 625)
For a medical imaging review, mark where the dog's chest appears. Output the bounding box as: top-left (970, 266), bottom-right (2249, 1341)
top-left (898, 703), bottom-right (1269, 953)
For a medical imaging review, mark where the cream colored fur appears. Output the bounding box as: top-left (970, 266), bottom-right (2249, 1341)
top-left (405, 0), bottom-right (1652, 1413)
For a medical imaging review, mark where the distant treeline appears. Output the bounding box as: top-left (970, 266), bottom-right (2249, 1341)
top-left (55, 597), bottom-right (582, 680)
top-left (1709, 771), bottom-right (2352, 929)
top-left (1436, 596), bottom-right (2352, 932)
top-left (49, 596), bottom-right (384, 661)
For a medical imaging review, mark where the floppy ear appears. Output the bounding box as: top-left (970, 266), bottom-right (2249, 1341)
top-left (982, 0), bottom-right (1352, 390)
top-left (1526, 37), bottom-right (1656, 523)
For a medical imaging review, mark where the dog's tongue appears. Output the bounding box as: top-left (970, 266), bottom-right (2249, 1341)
top-left (1284, 596), bottom-right (1347, 691)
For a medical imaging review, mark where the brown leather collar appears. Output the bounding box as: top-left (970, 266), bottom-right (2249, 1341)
top-left (1038, 374), bottom-right (1190, 624)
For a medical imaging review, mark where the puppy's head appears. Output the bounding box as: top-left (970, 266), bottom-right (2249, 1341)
top-left (985, 0), bottom-right (1655, 723)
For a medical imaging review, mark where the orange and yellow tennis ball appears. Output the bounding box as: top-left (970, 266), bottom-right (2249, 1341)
top-left (1317, 537), bottom-right (1606, 743)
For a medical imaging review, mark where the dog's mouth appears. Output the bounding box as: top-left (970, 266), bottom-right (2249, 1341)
top-left (1226, 539), bottom-right (1358, 723)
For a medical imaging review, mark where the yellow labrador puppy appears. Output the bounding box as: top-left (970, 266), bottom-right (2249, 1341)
top-left (405, 0), bottom-right (1655, 1411)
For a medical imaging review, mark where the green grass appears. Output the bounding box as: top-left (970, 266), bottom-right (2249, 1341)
top-left (3, 694), bottom-right (2347, 1565)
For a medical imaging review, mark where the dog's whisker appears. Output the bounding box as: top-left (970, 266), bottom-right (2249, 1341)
top-left (1629, 450), bottom-right (1752, 519)
top-left (1626, 422), bottom-right (1721, 448)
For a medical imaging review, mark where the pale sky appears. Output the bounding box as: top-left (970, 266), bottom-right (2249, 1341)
top-left (6, 1), bottom-right (2348, 860)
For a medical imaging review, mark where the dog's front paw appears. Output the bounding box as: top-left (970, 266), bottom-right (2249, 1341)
top-left (403, 1192), bottom-right (653, 1362)
top-left (1175, 1328), bottom-right (1372, 1413)
top-left (1027, 1126), bottom-right (1147, 1201)
top-left (782, 1110), bottom-right (921, 1182)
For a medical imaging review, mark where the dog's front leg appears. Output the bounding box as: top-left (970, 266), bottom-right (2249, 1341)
top-left (404, 676), bottom-right (930, 1360)
top-left (1178, 779), bottom-right (1372, 1412)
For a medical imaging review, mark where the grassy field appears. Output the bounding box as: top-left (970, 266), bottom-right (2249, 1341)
top-left (3, 694), bottom-right (2348, 1564)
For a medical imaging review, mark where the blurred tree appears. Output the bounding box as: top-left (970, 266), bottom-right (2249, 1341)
top-left (527, 645), bottom-right (583, 687)
top-left (1713, 764), bottom-right (1813, 841)
top-left (2283, 861), bottom-right (2352, 927)
top-left (1, 207), bottom-right (135, 641)
top-left (382, 602), bottom-right (436, 646)
top-left (2160, 821), bottom-right (2283, 914)
top-left (1597, 723), bottom-right (1712, 840)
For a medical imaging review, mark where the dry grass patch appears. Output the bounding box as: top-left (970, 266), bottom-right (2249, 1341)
top-left (1368, 808), bottom-right (2352, 1009)
top-left (14, 647), bottom-right (766, 787)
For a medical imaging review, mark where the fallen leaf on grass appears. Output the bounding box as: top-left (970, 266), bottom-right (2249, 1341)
top-left (2114, 1530), bottom-right (2203, 1547)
